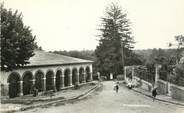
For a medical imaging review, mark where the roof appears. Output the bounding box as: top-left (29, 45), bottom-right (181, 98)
top-left (26, 50), bottom-right (93, 67)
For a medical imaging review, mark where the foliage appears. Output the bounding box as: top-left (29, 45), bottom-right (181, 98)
top-left (1, 5), bottom-right (37, 71)
top-left (169, 35), bottom-right (184, 64)
top-left (95, 3), bottom-right (136, 78)
top-left (171, 64), bottom-right (184, 86)
top-left (134, 65), bottom-right (155, 84)
top-left (125, 52), bottom-right (144, 66)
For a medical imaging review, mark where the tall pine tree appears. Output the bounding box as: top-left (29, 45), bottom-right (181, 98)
top-left (95, 3), bottom-right (134, 78)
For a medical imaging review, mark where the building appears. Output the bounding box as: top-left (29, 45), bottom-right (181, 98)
top-left (0, 50), bottom-right (93, 98)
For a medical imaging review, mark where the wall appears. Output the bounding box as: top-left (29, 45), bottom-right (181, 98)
top-left (170, 84), bottom-right (184, 101)
top-left (157, 79), bottom-right (168, 95)
top-left (133, 76), bottom-right (153, 92)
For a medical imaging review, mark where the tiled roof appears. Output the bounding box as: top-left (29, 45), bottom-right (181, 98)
top-left (26, 50), bottom-right (93, 67)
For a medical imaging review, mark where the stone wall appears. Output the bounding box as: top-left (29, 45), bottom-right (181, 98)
top-left (157, 79), bottom-right (168, 95)
top-left (133, 76), bottom-right (153, 92)
top-left (170, 84), bottom-right (184, 101)
top-left (1, 84), bottom-right (8, 97)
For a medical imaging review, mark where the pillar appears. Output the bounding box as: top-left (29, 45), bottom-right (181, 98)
top-left (89, 66), bottom-right (93, 81)
top-left (19, 81), bottom-right (23, 96)
top-left (76, 72), bottom-right (79, 85)
top-left (52, 76), bottom-right (56, 91)
top-left (82, 71), bottom-right (86, 83)
top-left (89, 72), bottom-right (93, 81)
top-left (124, 67), bottom-right (127, 81)
top-left (5, 83), bottom-right (9, 96)
top-left (97, 72), bottom-right (100, 80)
top-left (60, 74), bottom-right (64, 88)
top-left (155, 64), bottom-right (161, 87)
top-left (167, 82), bottom-right (171, 96)
top-left (69, 73), bottom-right (72, 86)
top-left (43, 77), bottom-right (46, 92)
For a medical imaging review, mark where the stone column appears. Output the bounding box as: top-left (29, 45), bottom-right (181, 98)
top-left (124, 67), bottom-right (127, 81)
top-left (19, 81), bottom-right (23, 96)
top-left (52, 76), bottom-right (56, 91)
top-left (82, 71), bottom-right (86, 83)
top-left (97, 72), bottom-right (100, 80)
top-left (89, 66), bottom-right (93, 81)
top-left (155, 64), bottom-right (161, 87)
top-left (60, 74), bottom-right (65, 89)
top-left (42, 77), bottom-right (46, 92)
top-left (69, 73), bottom-right (72, 86)
top-left (89, 72), bottom-right (93, 81)
top-left (167, 82), bottom-right (171, 96)
top-left (5, 83), bottom-right (9, 97)
top-left (76, 72), bottom-right (80, 85)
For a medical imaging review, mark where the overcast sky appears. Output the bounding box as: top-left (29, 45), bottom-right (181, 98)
top-left (3, 0), bottom-right (184, 51)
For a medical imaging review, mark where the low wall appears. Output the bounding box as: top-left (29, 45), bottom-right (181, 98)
top-left (157, 79), bottom-right (168, 95)
top-left (170, 84), bottom-right (184, 101)
top-left (133, 76), bottom-right (152, 92)
top-left (1, 83), bottom-right (9, 99)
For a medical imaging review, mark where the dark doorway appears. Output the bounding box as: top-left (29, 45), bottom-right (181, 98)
top-left (56, 70), bottom-right (62, 91)
top-left (72, 69), bottom-right (77, 85)
top-left (86, 67), bottom-right (90, 82)
top-left (35, 70), bottom-right (44, 92)
top-left (46, 70), bottom-right (54, 91)
top-left (79, 68), bottom-right (84, 83)
top-left (64, 69), bottom-right (70, 87)
top-left (23, 72), bottom-right (33, 95)
top-left (8, 73), bottom-right (21, 98)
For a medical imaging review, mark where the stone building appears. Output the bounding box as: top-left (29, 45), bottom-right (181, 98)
top-left (0, 50), bottom-right (93, 98)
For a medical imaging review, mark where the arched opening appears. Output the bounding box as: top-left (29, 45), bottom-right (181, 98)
top-left (64, 69), bottom-right (70, 87)
top-left (72, 68), bottom-right (77, 85)
top-left (35, 70), bottom-right (44, 92)
top-left (56, 70), bottom-right (62, 91)
top-left (79, 67), bottom-right (84, 83)
top-left (8, 72), bottom-right (21, 98)
top-left (86, 67), bottom-right (90, 82)
top-left (46, 70), bottom-right (54, 91)
top-left (23, 71), bottom-right (33, 95)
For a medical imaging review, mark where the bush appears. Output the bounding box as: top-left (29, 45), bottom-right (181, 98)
top-left (171, 64), bottom-right (184, 86)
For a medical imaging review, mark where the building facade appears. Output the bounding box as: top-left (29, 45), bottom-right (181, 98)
top-left (0, 50), bottom-right (93, 98)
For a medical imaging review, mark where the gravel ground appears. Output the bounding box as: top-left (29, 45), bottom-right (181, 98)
top-left (16, 81), bottom-right (184, 113)
top-left (1, 82), bottom-right (96, 113)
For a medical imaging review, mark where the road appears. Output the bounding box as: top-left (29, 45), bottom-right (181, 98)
top-left (17, 81), bottom-right (184, 113)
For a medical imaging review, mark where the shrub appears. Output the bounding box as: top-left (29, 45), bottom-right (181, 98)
top-left (171, 64), bottom-right (184, 86)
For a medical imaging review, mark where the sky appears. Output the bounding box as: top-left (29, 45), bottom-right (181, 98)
top-left (3, 0), bottom-right (184, 51)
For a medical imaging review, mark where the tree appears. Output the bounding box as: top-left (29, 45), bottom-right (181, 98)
top-left (171, 64), bottom-right (184, 86)
top-left (95, 3), bottom-right (134, 78)
top-left (168, 35), bottom-right (184, 86)
top-left (1, 5), bottom-right (37, 71)
top-left (169, 35), bottom-right (184, 64)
